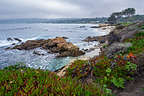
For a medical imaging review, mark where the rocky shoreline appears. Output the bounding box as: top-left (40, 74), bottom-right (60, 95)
top-left (6, 37), bottom-right (85, 57)
top-left (63, 22), bottom-right (144, 96)
top-left (56, 24), bottom-right (115, 76)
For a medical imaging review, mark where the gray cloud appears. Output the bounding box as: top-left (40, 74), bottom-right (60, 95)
top-left (0, 0), bottom-right (143, 19)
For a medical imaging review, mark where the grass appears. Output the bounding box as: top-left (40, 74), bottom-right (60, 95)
top-left (125, 31), bottom-right (144, 54)
top-left (140, 25), bottom-right (144, 29)
top-left (120, 22), bottom-right (133, 27)
top-left (0, 64), bottom-right (106, 96)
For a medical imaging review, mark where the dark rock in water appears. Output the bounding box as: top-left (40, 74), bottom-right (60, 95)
top-left (99, 40), bottom-right (105, 43)
top-left (33, 50), bottom-right (44, 56)
top-left (83, 36), bottom-right (98, 42)
top-left (62, 37), bottom-right (69, 39)
top-left (7, 38), bottom-right (13, 41)
top-left (102, 27), bottom-right (107, 30)
top-left (91, 24), bottom-right (110, 28)
top-left (57, 49), bottom-right (85, 57)
top-left (12, 43), bottom-right (16, 45)
top-left (83, 36), bottom-right (107, 43)
top-left (11, 37), bottom-right (85, 57)
top-left (79, 26), bottom-right (86, 28)
top-left (5, 47), bottom-right (11, 50)
top-left (90, 26), bottom-right (100, 28)
top-left (14, 38), bottom-right (22, 42)
top-left (115, 24), bottom-right (125, 29)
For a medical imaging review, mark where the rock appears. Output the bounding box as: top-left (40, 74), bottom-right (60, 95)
top-left (7, 38), bottom-right (13, 41)
top-left (108, 32), bottom-right (121, 45)
top-left (57, 49), bottom-right (85, 57)
top-left (91, 26), bottom-right (100, 28)
top-left (103, 43), bottom-right (132, 58)
top-left (99, 40), bottom-right (105, 43)
top-left (99, 24), bottom-right (110, 27)
top-left (14, 38), bottom-right (22, 42)
top-left (52, 37), bottom-right (66, 44)
top-left (11, 37), bottom-right (85, 57)
top-left (115, 24), bottom-right (125, 29)
top-left (83, 36), bottom-right (107, 43)
top-left (12, 43), bottom-right (16, 45)
top-left (102, 27), bottom-right (107, 30)
top-left (62, 37), bottom-right (69, 39)
top-left (91, 24), bottom-right (111, 29)
top-left (33, 50), bottom-right (44, 56)
top-left (83, 36), bottom-right (98, 42)
top-left (42, 37), bottom-right (67, 49)
top-left (5, 47), bottom-right (11, 50)
top-left (107, 22), bottom-right (144, 44)
top-left (79, 26), bottom-right (86, 28)
top-left (13, 39), bottom-right (45, 50)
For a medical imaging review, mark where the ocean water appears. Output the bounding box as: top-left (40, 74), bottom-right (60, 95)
top-left (0, 23), bottom-right (109, 71)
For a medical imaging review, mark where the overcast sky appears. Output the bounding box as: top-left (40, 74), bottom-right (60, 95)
top-left (0, 0), bottom-right (144, 19)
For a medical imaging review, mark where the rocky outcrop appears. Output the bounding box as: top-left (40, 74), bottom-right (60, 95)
top-left (12, 40), bottom-right (45, 50)
top-left (102, 43), bottom-right (132, 58)
top-left (83, 36), bottom-right (107, 44)
top-left (107, 22), bottom-right (144, 44)
top-left (12, 37), bottom-right (85, 57)
top-left (87, 22), bottom-right (144, 45)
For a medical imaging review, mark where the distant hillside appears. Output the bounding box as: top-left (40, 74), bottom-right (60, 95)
top-left (0, 18), bottom-right (107, 24)
top-left (118, 15), bottom-right (144, 23)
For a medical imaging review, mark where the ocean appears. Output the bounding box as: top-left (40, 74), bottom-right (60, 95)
top-left (0, 23), bottom-right (110, 71)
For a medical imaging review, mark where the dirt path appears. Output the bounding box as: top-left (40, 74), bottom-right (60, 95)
top-left (116, 76), bottom-right (144, 96)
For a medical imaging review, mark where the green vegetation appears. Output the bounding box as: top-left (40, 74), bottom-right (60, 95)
top-left (65, 24), bottom-right (144, 95)
top-left (108, 8), bottom-right (136, 24)
top-left (125, 25), bottom-right (144, 54)
top-left (140, 25), bottom-right (144, 29)
top-left (66, 54), bottom-right (137, 90)
top-left (0, 64), bottom-right (106, 96)
top-left (120, 22), bottom-right (133, 27)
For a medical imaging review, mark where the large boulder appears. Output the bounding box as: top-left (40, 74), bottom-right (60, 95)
top-left (11, 37), bottom-right (85, 57)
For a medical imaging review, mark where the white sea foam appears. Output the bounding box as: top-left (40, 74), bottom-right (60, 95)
top-left (0, 40), bottom-right (18, 47)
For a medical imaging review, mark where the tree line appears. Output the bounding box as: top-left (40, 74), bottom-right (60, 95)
top-left (108, 8), bottom-right (136, 24)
